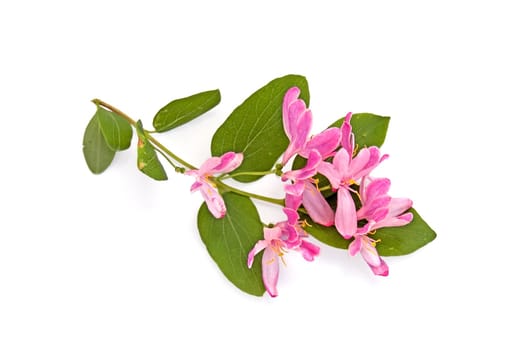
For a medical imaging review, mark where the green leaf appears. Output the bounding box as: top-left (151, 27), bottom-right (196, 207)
top-left (302, 207), bottom-right (436, 256)
top-left (375, 208), bottom-right (437, 256)
top-left (211, 74), bottom-right (309, 182)
top-left (197, 192), bottom-right (265, 296)
top-left (136, 120), bottom-right (168, 181)
top-left (95, 106), bottom-right (133, 151)
top-left (82, 115), bottom-right (116, 174)
top-left (153, 89), bottom-right (221, 132)
top-left (329, 113), bottom-right (390, 150)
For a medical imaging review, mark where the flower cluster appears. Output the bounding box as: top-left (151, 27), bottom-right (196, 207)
top-left (185, 86), bottom-right (414, 297)
top-left (248, 87), bottom-right (414, 296)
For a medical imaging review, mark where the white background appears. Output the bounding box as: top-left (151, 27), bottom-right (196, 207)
top-left (1, 1), bottom-right (525, 349)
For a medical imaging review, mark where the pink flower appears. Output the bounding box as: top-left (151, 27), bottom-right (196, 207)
top-left (186, 152), bottom-right (243, 219)
top-left (282, 150), bottom-right (335, 226)
top-left (317, 114), bottom-right (387, 238)
top-left (281, 87), bottom-right (341, 165)
top-left (348, 177), bottom-right (413, 276)
top-left (357, 177), bottom-right (413, 231)
top-left (247, 207), bottom-right (320, 297)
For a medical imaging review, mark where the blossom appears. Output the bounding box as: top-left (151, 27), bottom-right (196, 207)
top-left (282, 150), bottom-right (334, 226)
top-left (348, 177), bottom-right (413, 276)
top-left (317, 113), bottom-right (387, 238)
top-left (248, 207), bottom-right (320, 297)
top-left (186, 152), bottom-right (243, 219)
top-left (281, 87), bottom-right (341, 165)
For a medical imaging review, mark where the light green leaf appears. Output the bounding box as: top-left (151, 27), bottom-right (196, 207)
top-left (211, 74), bottom-right (309, 182)
top-left (302, 207), bottom-right (436, 256)
top-left (197, 192), bottom-right (265, 296)
top-left (95, 106), bottom-right (133, 151)
top-left (82, 115), bottom-right (116, 174)
top-left (153, 89), bottom-right (221, 132)
top-left (375, 208), bottom-right (437, 256)
top-left (329, 113), bottom-right (390, 150)
top-left (136, 120), bottom-right (168, 181)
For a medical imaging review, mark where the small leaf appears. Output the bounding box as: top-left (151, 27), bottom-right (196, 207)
top-left (197, 192), bottom-right (265, 296)
top-left (211, 74), bottom-right (309, 182)
top-left (375, 208), bottom-right (437, 256)
top-left (153, 89), bottom-right (221, 132)
top-left (95, 106), bottom-right (133, 151)
top-left (136, 120), bottom-right (168, 181)
top-left (83, 115), bottom-right (116, 174)
top-left (329, 113), bottom-right (390, 150)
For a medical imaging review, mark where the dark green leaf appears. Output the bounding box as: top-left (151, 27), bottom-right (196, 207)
top-left (197, 192), bottom-right (265, 296)
top-left (82, 115), bottom-right (116, 174)
top-left (153, 89), bottom-right (221, 132)
top-left (211, 74), bottom-right (309, 182)
top-left (375, 208), bottom-right (436, 256)
top-left (95, 106), bottom-right (133, 151)
top-left (136, 120), bottom-right (168, 181)
top-left (329, 113), bottom-right (390, 150)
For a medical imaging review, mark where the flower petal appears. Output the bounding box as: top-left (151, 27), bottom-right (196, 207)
top-left (302, 182), bottom-right (335, 226)
top-left (263, 226), bottom-right (283, 241)
top-left (282, 107), bottom-right (312, 165)
top-left (348, 236), bottom-right (362, 256)
top-left (262, 248), bottom-right (280, 297)
top-left (282, 87), bottom-right (301, 138)
top-left (199, 182), bottom-right (226, 218)
top-left (211, 152), bottom-right (244, 174)
top-left (317, 161), bottom-right (342, 190)
top-left (247, 240), bottom-right (268, 268)
top-left (298, 240), bottom-right (320, 261)
top-left (388, 198), bottom-right (413, 217)
top-left (335, 188), bottom-right (357, 238)
top-left (341, 112), bottom-right (354, 155)
top-left (370, 258), bottom-right (389, 276)
top-left (301, 127), bottom-right (341, 159)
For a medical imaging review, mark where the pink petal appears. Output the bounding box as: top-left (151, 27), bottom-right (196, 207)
top-left (364, 178), bottom-right (391, 203)
top-left (282, 87), bottom-right (301, 138)
top-left (262, 248), bottom-right (280, 297)
top-left (332, 148), bottom-right (351, 179)
top-left (335, 188), bottom-right (357, 238)
top-left (283, 207), bottom-right (299, 225)
top-left (282, 149), bottom-right (321, 182)
top-left (282, 107), bottom-right (312, 165)
top-left (348, 236), bottom-right (362, 256)
top-left (298, 240), bottom-right (320, 261)
top-left (370, 258), bottom-right (389, 276)
top-left (285, 193), bottom-right (302, 211)
top-left (263, 226), bottom-right (283, 241)
top-left (302, 182), bottom-right (334, 226)
top-left (247, 240), bottom-right (268, 268)
top-left (301, 127), bottom-right (341, 159)
top-left (198, 156), bottom-right (222, 176)
top-left (199, 182), bottom-right (226, 218)
top-left (189, 180), bottom-right (203, 192)
top-left (341, 112), bottom-right (354, 155)
top-left (388, 198), bottom-right (413, 217)
top-left (377, 212), bottom-right (413, 229)
top-left (359, 237), bottom-right (382, 269)
top-left (211, 152), bottom-right (244, 174)
top-left (317, 161), bottom-right (342, 190)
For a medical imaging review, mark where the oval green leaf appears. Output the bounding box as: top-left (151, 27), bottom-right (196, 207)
top-left (95, 106), bottom-right (133, 151)
top-left (197, 192), bottom-right (265, 296)
top-left (83, 115), bottom-right (116, 174)
top-left (302, 207), bottom-right (436, 256)
top-left (211, 74), bottom-right (309, 182)
top-left (153, 89), bottom-right (221, 132)
top-left (375, 208), bottom-right (437, 256)
top-left (136, 120), bottom-right (168, 181)
top-left (329, 113), bottom-right (390, 150)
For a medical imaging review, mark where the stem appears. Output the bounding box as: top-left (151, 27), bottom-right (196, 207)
top-left (219, 170), bottom-right (277, 180)
top-left (215, 180), bottom-right (285, 206)
top-left (93, 98), bottom-right (196, 170)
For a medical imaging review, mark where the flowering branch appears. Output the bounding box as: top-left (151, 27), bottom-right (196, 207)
top-left (83, 74), bottom-right (436, 298)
